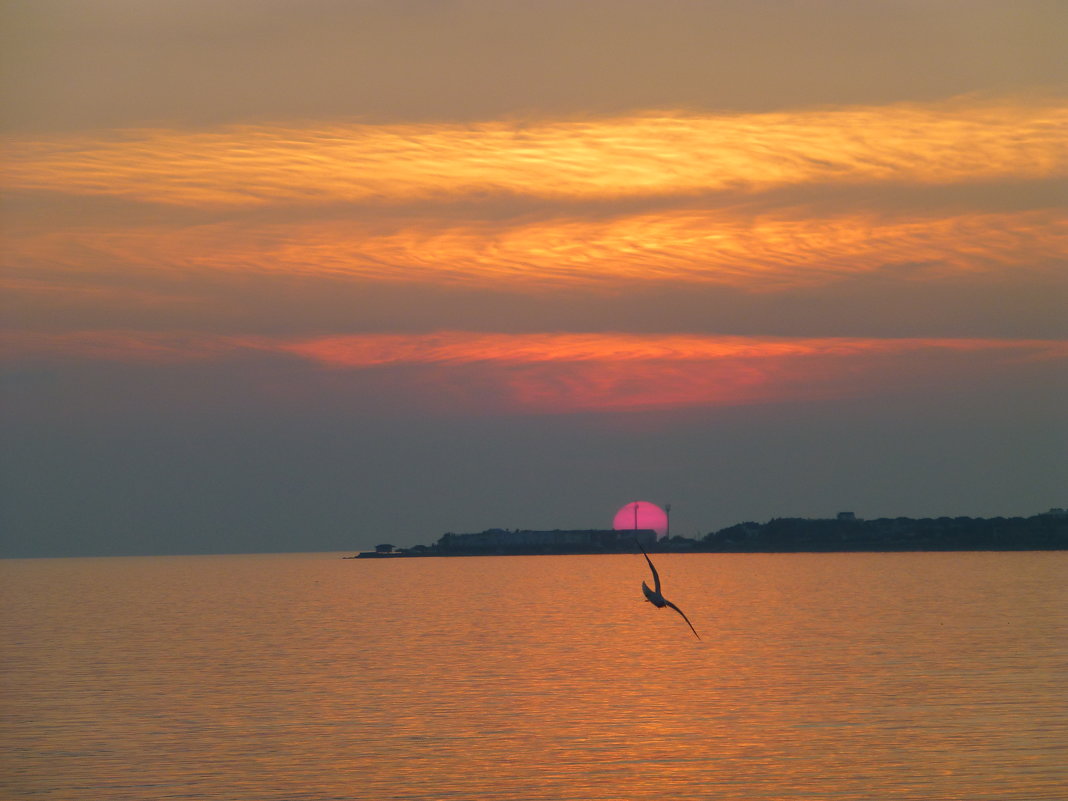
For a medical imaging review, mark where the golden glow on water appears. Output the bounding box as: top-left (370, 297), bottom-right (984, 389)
top-left (2, 553), bottom-right (1065, 800)
top-left (4, 98), bottom-right (1066, 206)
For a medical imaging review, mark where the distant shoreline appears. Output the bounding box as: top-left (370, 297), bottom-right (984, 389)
top-left (350, 545), bottom-right (1068, 559)
top-left (350, 511), bottom-right (1068, 558)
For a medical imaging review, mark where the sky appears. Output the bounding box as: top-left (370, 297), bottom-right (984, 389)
top-left (1, 0), bottom-right (1066, 557)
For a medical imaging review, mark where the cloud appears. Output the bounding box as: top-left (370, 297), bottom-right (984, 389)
top-left (4, 94), bottom-right (1064, 415)
top-left (6, 330), bottom-right (1066, 414)
top-left (7, 207), bottom-right (1064, 293)
top-left (5, 97), bottom-right (1066, 207)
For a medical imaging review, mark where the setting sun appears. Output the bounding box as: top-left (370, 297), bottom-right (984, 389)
top-left (613, 501), bottom-right (670, 538)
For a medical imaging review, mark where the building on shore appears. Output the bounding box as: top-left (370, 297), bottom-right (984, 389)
top-left (350, 510), bottom-right (1068, 558)
top-left (437, 527), bottom-right (656, 553)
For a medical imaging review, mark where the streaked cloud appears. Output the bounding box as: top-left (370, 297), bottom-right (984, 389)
top-left (272, 331), bottom-right (1068, 368)
top-left (1, 330), bottom-right (250, 365)
top-left (7, 330), bottom-right (1065, 414)
top-left (7, 208), bottom-right (1064, 293)
top-left (5, 97), bottom-right (1065, 207)
top-left (4, 93), bottom-right (1065, 411)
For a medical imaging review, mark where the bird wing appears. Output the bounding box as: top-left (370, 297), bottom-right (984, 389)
top-left (664, 599), bottom-right (701, 640)
top-left (636, 541), bottom-right (662, 594)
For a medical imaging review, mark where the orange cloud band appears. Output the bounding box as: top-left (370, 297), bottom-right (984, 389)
top-left (9, 208), bottom-right (1064, 291)
top-left (273, 331), bottom-right (1068, 367)
top-left (7, 330), bottom-right (1065, 413)
top-left (4, 97), bottom-right (1066, 207)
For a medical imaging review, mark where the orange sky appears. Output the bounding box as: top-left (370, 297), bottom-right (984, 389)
top-left (8, 208), bottom-right (1063, 291)
top-left (5, 95), bottom-right (1066, 359)
top-left (5, 98), bottom-right (1066, 206)
top-left (2, 1), bottom-right (1066, 553)
top-left (7, 329), bottom-right (1066, 414)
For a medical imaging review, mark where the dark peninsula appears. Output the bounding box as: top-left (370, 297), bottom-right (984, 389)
top-left (351, 509), bottom-right (1068, 557)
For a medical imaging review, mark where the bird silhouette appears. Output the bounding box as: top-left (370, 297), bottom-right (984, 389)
top-left (637, 540), bottom-right (700, 639)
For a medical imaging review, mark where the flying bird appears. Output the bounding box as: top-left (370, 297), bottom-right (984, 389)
top-left (637, 541), bottom-right (700, 639)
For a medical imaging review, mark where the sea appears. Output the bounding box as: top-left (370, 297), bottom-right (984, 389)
top-left (1, 551), bottom-right (1065, 800)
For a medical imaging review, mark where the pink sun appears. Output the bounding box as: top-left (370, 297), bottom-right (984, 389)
top-left (612, 500), bottom-right (669, 539)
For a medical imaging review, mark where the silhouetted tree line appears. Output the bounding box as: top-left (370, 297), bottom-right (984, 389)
top-left (353, 511), bottom-right (1068, 557)
top-left (694, 512), bottom-right (1068, 552)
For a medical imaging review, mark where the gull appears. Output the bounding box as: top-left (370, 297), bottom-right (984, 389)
top-left (637, 541), bottom-right (700, 639)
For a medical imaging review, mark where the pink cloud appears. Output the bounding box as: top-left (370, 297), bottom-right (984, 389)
top-left (6, 330), bottom-right (1065, 414)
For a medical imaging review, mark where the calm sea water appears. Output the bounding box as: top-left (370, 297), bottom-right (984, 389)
top-left (1, 551), bottom-right (1065, 800)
